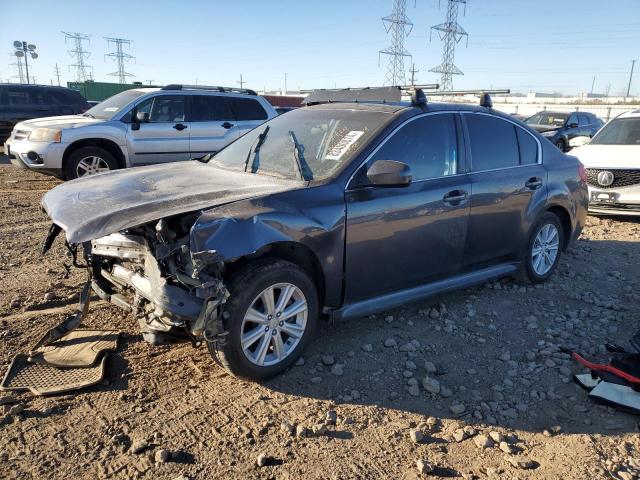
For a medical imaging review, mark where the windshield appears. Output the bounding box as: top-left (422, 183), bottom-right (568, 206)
top-left (209, 108), bottom-right (392, 180)
top-left (591, 117), bottom-right (640, 145)
top-left (84, 90), bottom-right (149, 120)
top-left (526, 113), bottom-right (568, 127)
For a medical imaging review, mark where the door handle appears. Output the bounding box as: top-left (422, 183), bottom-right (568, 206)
top-left (443, 190), bottom-right (468, 205)
top-left (221, 122), bottom-right (234, 129)
top-left (173, 123), bottom-right (187, 131)
top-left (525, 177), bottom-right (543, 190)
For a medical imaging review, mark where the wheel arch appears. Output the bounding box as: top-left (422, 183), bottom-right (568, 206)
top-left (62, 138), bottom-right (126, 178)
top-left (224, 241), bottom-right (326, 311)
top-left (545, 204), bottom-right (572, 250)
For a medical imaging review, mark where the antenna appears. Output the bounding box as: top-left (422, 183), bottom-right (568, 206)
top-left (429, 0), bottom-right (469, 91)
top-left (104, 37), bottom-right (135, 84)
top-left (379, 0), bottom-right (415, 87)
top-left (63, 32), bottom-right (93, 82)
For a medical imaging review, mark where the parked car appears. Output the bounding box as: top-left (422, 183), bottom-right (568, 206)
top-left (0, 84), bottom-right (90, 144)
top-left (525, 111), bottom-right (603, 152)
top-left (569, 109), bottom-right (640, 216)
top-left (40, 88), bottom-right (588, 380)
top-left (4, 84), bottom-right (277, 180)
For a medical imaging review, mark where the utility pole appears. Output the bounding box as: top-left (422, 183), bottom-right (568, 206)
top-left (409, 63), bottom-right (419, 85)
top-left (146, 79), bottom-right (153, 85)
top-left (54, 63), bottom-right (61, 86)
top-left (237, 74), bottom-right (245, 89)
top-left (625, 59), bottom-right (636, 100)
top-left (429, 0), bottom-right (469, 91)
top-left (284, 72), bottom-right (288, 94)
top-left (379, 0), bottom-right (415, 86)
top-left (590, 76), bottom-right (596, 95)
top-left (63, 32), bottom-right (93, 82)
top-left (104, 37), bottom-right (134, 84)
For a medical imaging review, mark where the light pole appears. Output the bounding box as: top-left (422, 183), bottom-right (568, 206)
top-left (13, 41), bottom-right (38, 84)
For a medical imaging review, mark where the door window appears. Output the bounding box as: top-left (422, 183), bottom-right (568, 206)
top-left (190, 95), bottom-right (234, 121)
top-left (567, 113), bottom-right (579, 127)
top-left (466, 114), bottom-right (520, 171)
top-left (229, 97), bottom-right (267, 121)
top-left (7, 88), bottom-right (45, 106)
top-left (136, 95), bottom-right (185, 123)
top-left (578, 114), bottom-right (590, 126)
top-left (515, 127), bottom-right (538, 165)
top-left (368, 113), bottom-right (458, 181)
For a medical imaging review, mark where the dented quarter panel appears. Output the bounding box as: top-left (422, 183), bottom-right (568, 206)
top-left (190, 182), bottom-right (346, 307)
top-left (41, 161), bottom-right (303, 244)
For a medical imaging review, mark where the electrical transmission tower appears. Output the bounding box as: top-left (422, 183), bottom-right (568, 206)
top-left (54, 63), bottom-right (61, 86)
top-left (63, 32), bottom-right (93, 82)
top-left (429, 0), bottom-right (468, 91)
top-left (379, 0), bottom-right (415, 87)
top-left (9, 54), bottom-right (25, 83)
top-left (104, 37), bottom-right (135, 84)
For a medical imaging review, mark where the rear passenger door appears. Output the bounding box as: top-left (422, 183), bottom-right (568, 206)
top-left (462, 113), bottom-right (545, 268)
top-left (228, 97), bottom-right (269, 138)
top-left (188, 95), bottom-right (239, 157)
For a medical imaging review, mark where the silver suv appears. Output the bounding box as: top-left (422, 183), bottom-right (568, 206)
top-left (5, 85), bottom-right (277, 179)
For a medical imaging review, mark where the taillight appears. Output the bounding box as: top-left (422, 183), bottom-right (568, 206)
top-left (578, 163), bottom-right (587, 183)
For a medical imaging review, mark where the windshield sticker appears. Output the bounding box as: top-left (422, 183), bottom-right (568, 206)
top-left (325, 130), bottom-right (365, 160)
top-left (104, 107), bottom-right (119, 112)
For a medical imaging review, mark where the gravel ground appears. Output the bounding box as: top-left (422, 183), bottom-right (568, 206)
top-left (0, 164), bottom-right (639, 480)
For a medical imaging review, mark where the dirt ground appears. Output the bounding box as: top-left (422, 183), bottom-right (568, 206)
top-left (0, 164), bottom-right (639, 480)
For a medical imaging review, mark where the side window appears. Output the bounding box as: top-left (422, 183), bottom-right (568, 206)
top-left (7, 89), bottom-right (31, 106)
top-left (466, 114), bottom-right (520, 171)
top-left (229, 97), bottom-right (268, 121)
top-left (369, 113), bottom-right (458, 181)
top-left (567, 113), bottom-right (579, 126)
top-left (578, 114), bottom-right (590, 126)
top-left (516, 127), bottom-right (538, 165)
top-left (135, 95), bottom-right (185, 123)
top-left (190, 95), bottom-right (233, 121)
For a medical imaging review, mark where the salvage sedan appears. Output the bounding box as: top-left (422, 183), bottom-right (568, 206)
top-left (41, 90), bottom-right (588, 379)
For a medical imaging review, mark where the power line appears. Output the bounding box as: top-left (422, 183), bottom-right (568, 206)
top-left (63, 32), bottom-right (93, 82)
top-left (429, 0), bottom-right (469, 92)
top-left (104, 37), bottom-right (134, 84)
top-left (379, 0), bottom-right (415, 87)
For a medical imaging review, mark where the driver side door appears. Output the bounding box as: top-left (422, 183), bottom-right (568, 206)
top-left (344, 113), bottom-right (471, 303)
top-left (126, 94), bottom-right (191, 165)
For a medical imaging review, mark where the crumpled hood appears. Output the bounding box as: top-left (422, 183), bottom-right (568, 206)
top-left (528, 124), bottom-right (560, 134)
top-left (16, 115), bottom-right (103, 130)
top-left (42, 161), bottom-right (303, 243)
top-left (571, 144), bottom-right (640, 169)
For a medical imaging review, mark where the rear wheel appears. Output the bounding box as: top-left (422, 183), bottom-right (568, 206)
top-left (518, 212), bottom-right (564, 284)
top-left (209, 260), bottom-right (318, 380)
top-left (555, 139), bottom-right (566, 152)
top-left (65, 146), bottom-right (118, 180)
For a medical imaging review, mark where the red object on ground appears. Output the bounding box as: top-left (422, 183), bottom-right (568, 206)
top-left (571, 351), bottom-right (640, 385)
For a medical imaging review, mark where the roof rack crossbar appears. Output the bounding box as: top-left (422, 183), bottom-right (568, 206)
top-left (161, 84), bottom-right (257, 95)
top-left (427, 89), bottom-right (510, 96)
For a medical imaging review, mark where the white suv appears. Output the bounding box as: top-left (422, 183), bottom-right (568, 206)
top-left (5, 85), bottom-right (277, 179)
top-left (570, 109), bottom-right (640, 216)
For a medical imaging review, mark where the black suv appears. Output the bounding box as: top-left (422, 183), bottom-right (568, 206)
top-left (0, 84), bottom-right (90, 143)
top-left (525, 111), bottom-right (604, 151)
top-left (41, 87), bottom-right (588, 380)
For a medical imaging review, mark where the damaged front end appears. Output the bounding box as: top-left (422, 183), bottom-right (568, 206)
top-left (46, 215), bottom-right (229, 348)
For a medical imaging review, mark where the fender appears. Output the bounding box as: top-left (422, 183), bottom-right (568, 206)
top-left (189, 183), bottom-right (346, 307)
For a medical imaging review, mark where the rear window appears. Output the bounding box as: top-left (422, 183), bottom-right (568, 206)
top-left (229, 97), bottom-right (268, 121)
top-left (466, 114), bottom-right (520, 171)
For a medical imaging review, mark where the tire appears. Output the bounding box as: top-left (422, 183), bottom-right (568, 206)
top-left (554, 139), bottom-right (566, 152)
top-left (208, 259), bottom-right (318, 380)
top-left (65, 146), bottom-right (118, 180)
top-left (518, 212), bottom-right (564, 284)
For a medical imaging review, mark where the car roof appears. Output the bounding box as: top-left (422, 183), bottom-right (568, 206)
top-left (305, 100), bottom-right (516, 117)
top-left (617, 109), bottom-right (640, 119)
top-left (0, 83), bottom-right (80, 91)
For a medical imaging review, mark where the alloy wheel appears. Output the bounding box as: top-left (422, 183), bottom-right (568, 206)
top-left (531, 223), bottom-right (560, 276)
top-left (76, 156), bottom-right (110, 177)
top-left (240, 282), bottom-right (308, 367)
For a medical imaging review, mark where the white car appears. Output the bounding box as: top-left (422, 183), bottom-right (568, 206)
top-left (5, 85), bottom-right (277, 180)
top-left (569, 109), bottom-right (640, 216)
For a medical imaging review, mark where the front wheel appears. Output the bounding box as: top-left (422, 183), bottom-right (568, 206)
top-left (209, 260), bottom-right (318, 380)
top-left (519, 212), bottom-right (564, 284)
top-left (65, 146), bottom-right (118, 180)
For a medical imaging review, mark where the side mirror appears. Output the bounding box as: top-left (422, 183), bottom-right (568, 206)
top-left (366, 160), bottom-right (412, 187)
top-left (569, 136), bottom-right (591, 148)
top-left (568, 122), bottom-right (579, 129)
top-left (135, 111), bottom-right (150, 123)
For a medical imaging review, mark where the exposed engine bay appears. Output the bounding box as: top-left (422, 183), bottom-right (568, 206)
top-left (88, 215), bottom-right (228, 346)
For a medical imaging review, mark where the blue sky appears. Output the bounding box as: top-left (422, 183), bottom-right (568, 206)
top-left (2, 0), bottom-right (639, 95)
